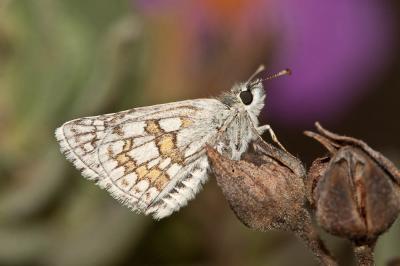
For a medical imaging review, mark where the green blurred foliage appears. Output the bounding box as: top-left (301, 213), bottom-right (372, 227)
top-left (0, 1), bottom-right (398, 266)
top-left (0, 1), bottom-right (147, 266)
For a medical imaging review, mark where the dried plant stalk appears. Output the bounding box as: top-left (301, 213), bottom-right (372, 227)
top-left (353, 244), bottom-right (375, 266)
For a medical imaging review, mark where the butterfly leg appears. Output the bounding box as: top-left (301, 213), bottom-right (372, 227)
top-left (257, 124), bottom-right (287, 151)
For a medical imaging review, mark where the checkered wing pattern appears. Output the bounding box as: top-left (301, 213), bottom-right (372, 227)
top-left (55, 99), bottom-right (227, 219)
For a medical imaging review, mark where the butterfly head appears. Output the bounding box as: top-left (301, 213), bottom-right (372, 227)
top-left (218, 79), bottom-right (266, 127)
top-left (219, 67), bottom-right (291, 124)
top-left (234, 79), bottom-right (266, 117)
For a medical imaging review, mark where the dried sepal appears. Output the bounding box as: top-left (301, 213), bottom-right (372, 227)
top-left (308, 122), bottom-right (400, 185)
top-left (306, 156), bottom-right (330, 207)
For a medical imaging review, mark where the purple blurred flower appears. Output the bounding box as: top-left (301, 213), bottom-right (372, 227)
top-left (268, 0), bottom-right (396, 125)
top-left (134, 0), bottom-right (396, 125)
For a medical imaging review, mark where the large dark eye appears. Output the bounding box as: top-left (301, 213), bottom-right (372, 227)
top-left (239, 90), bottom-right (253, 105)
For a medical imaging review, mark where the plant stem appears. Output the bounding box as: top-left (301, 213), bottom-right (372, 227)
top-left (353, 243), bottom-right (375, 266)
top-left (294, 211), bottom-right (338, 266)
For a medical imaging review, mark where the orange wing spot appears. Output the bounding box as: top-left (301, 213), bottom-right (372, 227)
top-left (116, 153), bottom-right (130, 166)
top-left (145, 120), bottom-right (162, 135)
top-left (125, 160), bottom-right (136, 174)
top-left (159, 134), bottom-right (174, 154)
top-left (147, 169), bottom-right (162, 180)
top-left (181, 118), bottom-right (193, 128)
top-left (170, 151), bottom-right (183, 164)
top-left (136, 165), bottom-right (149, 179)
top-left (153, 174), bottom-right (170, 190)
top-left (157, 134), bottom-right (183, 163)
top-left (147, 168), bottom-right (172, 190)
top-left (123, 138), bottom-right (133, 151)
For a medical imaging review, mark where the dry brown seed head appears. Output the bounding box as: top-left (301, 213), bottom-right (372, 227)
top-left (206, 138), bottom-right (307, 232)
top-left (305, 122), bottom-right (400, 244)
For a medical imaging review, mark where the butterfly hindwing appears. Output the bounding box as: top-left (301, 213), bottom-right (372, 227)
top-left (55, 99), bottom-right (228, 219)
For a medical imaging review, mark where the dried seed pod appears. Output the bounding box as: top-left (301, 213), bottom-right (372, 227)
top-left (207, 138), bottom-right (306, 232)
top-left (305, 122), bottom-right (400, 243)
top-left (207, 138), bottom-right (337, 266)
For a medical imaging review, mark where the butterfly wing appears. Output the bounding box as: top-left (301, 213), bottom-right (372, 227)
top-left (55, 99), bottom-right (229, 219)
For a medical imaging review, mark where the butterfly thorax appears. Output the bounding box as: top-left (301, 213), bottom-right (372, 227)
top-left (215, 81), bottom-right (266, 159)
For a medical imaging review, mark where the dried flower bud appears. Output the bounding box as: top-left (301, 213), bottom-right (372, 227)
top-left (207, 138), bottom-right (337, 266)
top-left (207, 138), bottom-right (306, 231)
top-left (305, 122), bottom-right (400, 244)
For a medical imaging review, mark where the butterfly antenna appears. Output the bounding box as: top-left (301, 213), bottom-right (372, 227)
top-left (264, 68), bottom-right (292, 81)
top-left (247, 65), bottom-right (266, 83)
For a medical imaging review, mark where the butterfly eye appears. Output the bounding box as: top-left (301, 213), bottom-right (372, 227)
top-left (239, 90), bottom-right (253, 105)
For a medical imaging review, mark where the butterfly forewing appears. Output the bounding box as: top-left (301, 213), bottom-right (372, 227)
top-left (55, 99), bottom-right (229, 219)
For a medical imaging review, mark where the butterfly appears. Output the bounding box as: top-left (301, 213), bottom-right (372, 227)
top-left (55, 65), bottom-right (290, 219)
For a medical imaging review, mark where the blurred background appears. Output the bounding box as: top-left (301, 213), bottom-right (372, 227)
top-left (0, 0), bottom-right (399, 265)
